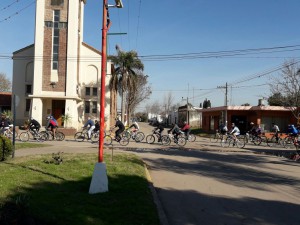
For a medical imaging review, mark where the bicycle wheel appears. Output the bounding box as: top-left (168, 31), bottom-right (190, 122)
top-left (104, 135), bottom-right (112, 145)
top-left (146, 134), bottom-right (155, 144)
top-left (91, 132), bottom-right (99, 143)
top-left (19, 132), bottom-right (29, 142)
top-left (40, 131), bottom-right (50, 141)
top-left (188, 134), bottom-right (196, 142)
top-left (135, 132), bottom-right (144, 142)
top-left (161, 135), bottom-right (171, 145)
top-left (220, 137), bottom-right (228, 147)
top-left (119, 137), bottom-right (129, 146)
top-left (283, 137), bottom-right (294, 149)
top-left (210, 133), bottom-right (220, 142)
top-left (74, 132), bottom-right (85, 142)
top-left (267, 136), bottom-right (277, 147)
top-left (55, 132), bottom-right (65, 141)
top-left (36, 132), bottom-right (47, 142)
top-left (253, 136), bottom-right (262, 145)
top-left (235, 139), bottom-right (243, 148)
top-left (122, 130), bottom-right (131, 140)
top-left (176, 137), bottom-right (187, 147)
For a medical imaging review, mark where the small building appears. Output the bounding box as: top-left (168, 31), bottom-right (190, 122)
top-left (200, 105), bottom-right (297, 134)
top-left (178, 104), bottom-right (202, 128)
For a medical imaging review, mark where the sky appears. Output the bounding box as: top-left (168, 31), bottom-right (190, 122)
top-left (1, 0), bottom-right (300, 111)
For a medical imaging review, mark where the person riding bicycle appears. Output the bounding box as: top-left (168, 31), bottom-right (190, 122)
top-left (0, 113), bottom-right (11, 135)
top-left (168, 123), bottom-right (181, 140)
top-left (154, 122), bottom-right (164, 142)
top-left (219, 121), bottom-right (228, 135)
top-left (271, 122), bottom-right (280, 142)
top-left (46, 116), bottom-right (58, 140)
top-left (29, 117), bottom-right (41, 136)
top-left (229, 123), bottom-right (240, 142)
top-left (181, 121), bottom-right (191, 140)
top-left (128, 120), bottom-right (140, 133)
top-left (83, 117), bottom-right (95, 140)
top-left (113, 117), bottom-right (125, 142)
top-left (249, 122), bottom-right (257, 135)
top-left (94, 120), bottom-right (100, 133)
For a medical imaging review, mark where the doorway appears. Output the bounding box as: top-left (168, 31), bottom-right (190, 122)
top-left (52, 100), bottom-right (65, 126)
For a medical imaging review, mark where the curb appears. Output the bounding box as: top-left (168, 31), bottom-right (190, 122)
top-left (143, 162), bottom-right (170, 225)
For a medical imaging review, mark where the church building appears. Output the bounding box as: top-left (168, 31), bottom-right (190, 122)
top-left (12, 0), bottom-right (115, 129)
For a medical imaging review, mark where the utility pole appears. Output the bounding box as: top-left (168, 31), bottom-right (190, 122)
top-left (217, 82), bottom-right (228, 124)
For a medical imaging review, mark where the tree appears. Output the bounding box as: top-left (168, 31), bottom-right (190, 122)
top-left (269, 59), bottom-right (300, 119)
top-left (267, 93), bottom-right (285, 106)
top-left (108, 45), bottom-right (144, 123)
top-left (126, 74), bottom-right (151, 120)
top-left (0, 73), bottom-right (11, 92)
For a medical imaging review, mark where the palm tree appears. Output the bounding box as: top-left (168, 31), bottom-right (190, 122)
top-left (108, 45), bottom-right (144, 124)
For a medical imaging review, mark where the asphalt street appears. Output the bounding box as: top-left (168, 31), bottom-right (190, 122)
top-left (14, 123), bottom-right (300, 225)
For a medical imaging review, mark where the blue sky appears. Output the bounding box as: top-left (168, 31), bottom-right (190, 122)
top-left (1, 0), bottom-right (300, 111)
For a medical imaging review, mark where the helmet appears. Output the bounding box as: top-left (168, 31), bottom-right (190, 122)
top-left (183, 121), bottom-right (187, 124)
top-left (250, 122), bottom-right (254, 125)
top-left (46, 116), bottom-right (50, 120)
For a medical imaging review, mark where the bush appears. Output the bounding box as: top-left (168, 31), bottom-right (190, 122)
top-left (0, 135), bottom-right (13, 161)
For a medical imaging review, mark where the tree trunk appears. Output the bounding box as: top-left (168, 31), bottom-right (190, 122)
top-left (121, 89), bottom-right (126, 125)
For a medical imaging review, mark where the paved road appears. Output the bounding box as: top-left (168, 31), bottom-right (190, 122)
top-left (14, 123), bottom-right (300, 225)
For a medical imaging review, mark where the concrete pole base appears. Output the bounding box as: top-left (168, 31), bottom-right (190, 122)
top-left (89, 162), bottom-right (109, 194)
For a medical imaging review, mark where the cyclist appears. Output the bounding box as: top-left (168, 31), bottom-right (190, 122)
top-left (112, 117), bottom-right (125, 142)
top-left (29, 117), bottom-right (41, 136)
top-left (0, 113), bottom-right (11, 135)
top-left (271, 122), bottom-right (280, 142)
top-left (168, 123), bottom-right (181, 140)
top-left (249, 122), bottom-right (257, 136)
top-left (154, 122), bottom-right (164, 142)
top-left (94, 120), bottom-right (100, 133)
top-left (83, 117), bottom-right (95, 140)
top-left (46, 116), bottom-right (58, 140)
top-left (229, 123), bottom-right (240, 142)
top-left (128, 119), bottom-right (140, 133)
top-left (181, 121), bottom-right (191, 140)
top-left (219, 121), bottom-right (228, 135)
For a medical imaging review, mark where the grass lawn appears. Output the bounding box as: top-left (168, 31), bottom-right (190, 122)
top-left (14, 142), bottom-right (52, 150)
top-left (0, 153), bottom-right (160, 225)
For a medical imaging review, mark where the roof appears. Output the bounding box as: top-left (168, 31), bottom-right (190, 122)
top-left (82, 42), bottom-right (101, 55)
top-left (198, 105), bottom-right (293, 112)
top-left (13, 44), bottom-right (34, 55)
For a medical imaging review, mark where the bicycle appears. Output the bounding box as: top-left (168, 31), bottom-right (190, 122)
top-left (243, 132), bottom-right (268, 147)
top-left (104, 129), bottom-right (129, 146)
top-left (221, 134), bottom-right (243, 148)
top-left (74, 128), bottom-right (95, 142)
top-left (90, 130), bottom-right (113, 145)
top-left (267, 132), bottom-right (284, 147)
top-left (164, 132), bottom-right (187, 147)
top-left (146, 129), bottom-right (169, 145)
top-left (179, 131), bottom-right (196, 142)
top-left (40, 128), bottom-right (65, 141)
top-left (1, 125), bottom-right (18, 140)
top-left (210, 130), bottom-right (226, 143)
top-left (122, 128), bottom-right (145, 142)
top-left (283, 133), bottom-right (298, 149)
top-left (19, 128), bottom-right (47, 142)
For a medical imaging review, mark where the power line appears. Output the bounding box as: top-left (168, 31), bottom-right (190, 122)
top-left (0, 0), bottom-right (20, 12)
top-left (0, 0), bottom-right (35, 23)
top-left (135, 0), bottom-right (142, 50)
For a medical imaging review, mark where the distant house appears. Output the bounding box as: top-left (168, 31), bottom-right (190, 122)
top-left (0, 92), bottom-right (11, 113)
top-left (178, 104), bottom-right (202, 128)
top-left (200, 105), bottom-right (297, 134)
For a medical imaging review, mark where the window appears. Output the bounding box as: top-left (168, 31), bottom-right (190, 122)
top-left (93, 87), bottom-right (97, 96)
top-left (85, 101), bottom-right (90, 113)
top-left (26, 85), bottom-right (32, 94)
top-left (85, 87), bottom-right (90, 96)
top-left (52, 10), bottom-right (60, 70)
top-left (25, 99), bottom-right (31, 112)
top-left (45, 21), bottom-right (53, 27)
top-left (92, 101), bottom-right (97, 113)
top-left (51, 0), bottom-right (64, 6)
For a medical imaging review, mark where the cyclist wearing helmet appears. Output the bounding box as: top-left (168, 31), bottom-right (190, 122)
top-left (83, 117), bottom-right (95, 140)
top-left (46, 116), bottom-right (58, 140)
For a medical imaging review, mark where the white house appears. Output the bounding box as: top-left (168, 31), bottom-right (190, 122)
top-left (12, 0), bottom-right (114, 129)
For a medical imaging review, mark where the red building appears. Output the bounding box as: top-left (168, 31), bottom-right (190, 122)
top-left (200, 105), bottom-right (297, 134)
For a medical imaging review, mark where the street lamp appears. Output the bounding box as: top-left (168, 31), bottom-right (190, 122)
top-left (89, 0), bottom-right (123, 194)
